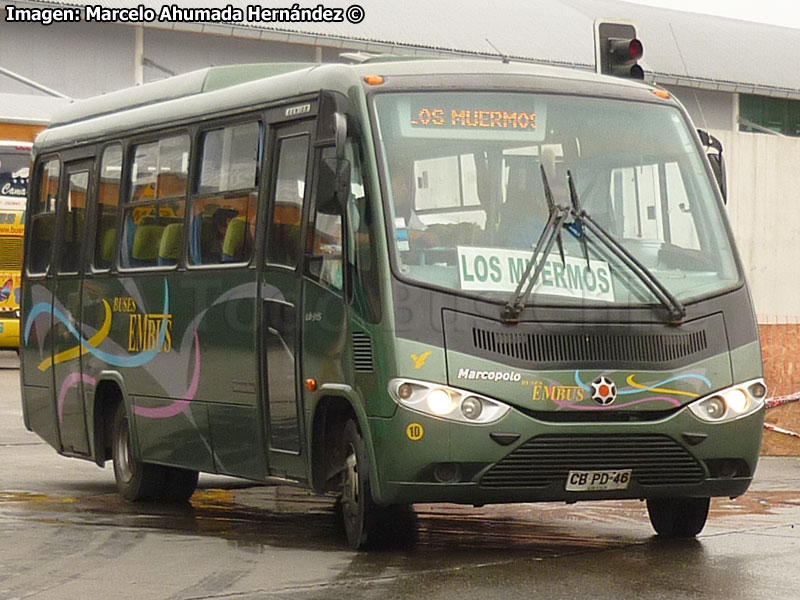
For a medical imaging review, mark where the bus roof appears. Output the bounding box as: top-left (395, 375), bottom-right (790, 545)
top-left (49, 63), bottom-right (318, 128)
top-left (36, 59), bottom-right (666, 152)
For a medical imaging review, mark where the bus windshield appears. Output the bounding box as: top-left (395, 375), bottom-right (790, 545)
top-left (373, 91), bottom-right (739, 307)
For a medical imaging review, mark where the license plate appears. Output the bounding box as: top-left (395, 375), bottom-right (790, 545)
top-left (565, 469), bottom-right (632, 491)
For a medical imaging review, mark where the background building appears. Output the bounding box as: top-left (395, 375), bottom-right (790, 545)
top-left (2, 0), bottom-right (799, 451)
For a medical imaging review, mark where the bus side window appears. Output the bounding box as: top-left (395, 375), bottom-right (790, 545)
top-left (94, 145), bottom-right (122, 270)
top-left (189, 122), bottom-right (260, 266)
top-left (345, 142), bottom-right (381, 323)
top-left (267, 134), bottom-right (309, 267)
top-left (57, 171), bottom-right (89, 274)
top-left (121, 135), bottom-right (189, 269)
top-left (27, 159), bottom-right (60, 275)
top-left (306, 147), bottom-right (343, 292)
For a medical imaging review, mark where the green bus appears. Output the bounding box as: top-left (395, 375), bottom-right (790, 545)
top-left (20, 59), bottom-right (766, 548)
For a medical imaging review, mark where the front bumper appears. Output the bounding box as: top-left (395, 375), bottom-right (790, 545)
top-left (370, 403), bottom-right (764, 505)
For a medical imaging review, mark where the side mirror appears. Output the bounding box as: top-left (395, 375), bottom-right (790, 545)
top-left (697, 129), bottom-right (727, 203)
top-left (317, 156), bottom-right (351, 214)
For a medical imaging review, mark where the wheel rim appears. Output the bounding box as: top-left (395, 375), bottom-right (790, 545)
top-left (115, 417), bottom-right (134, 484)
top-left (341, 442), bottom-right (359, 520)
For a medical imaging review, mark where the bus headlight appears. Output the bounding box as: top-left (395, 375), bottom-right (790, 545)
top-left (427, 389), bottom-right (456, 415)
top-left (388, 379), bottom-right (510, 424)
top-left (688, 378), bottom-right (766, 423)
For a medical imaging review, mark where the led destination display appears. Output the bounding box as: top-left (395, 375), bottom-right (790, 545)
top-left (393, 93), bottom-right (547, 141)
top-left (410, 106), bottom-right (537, 131)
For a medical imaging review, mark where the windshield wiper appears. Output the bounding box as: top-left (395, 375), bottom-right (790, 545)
top-left (502, 165), bottom-right (570, 324)
top-left (502, 168), bottom-right (686, 326)
top-left (565, 170), bottom-right (686, 325)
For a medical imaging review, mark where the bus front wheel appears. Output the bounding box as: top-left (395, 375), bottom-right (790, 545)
top-left (338, 419), bottom-right (416, 549)
top-left (340, 419), bottom-right (378, 549)
top-left (111, 403), bottom-right (165, 502)
top-left (646, 497), bottom-right (710, 537)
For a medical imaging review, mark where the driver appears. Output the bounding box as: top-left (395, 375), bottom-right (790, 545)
top-left (388, 160), bottom-right (432, 250)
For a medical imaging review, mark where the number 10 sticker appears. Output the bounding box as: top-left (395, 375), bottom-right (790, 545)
top-left (406, 423), bottom-right (424, 441)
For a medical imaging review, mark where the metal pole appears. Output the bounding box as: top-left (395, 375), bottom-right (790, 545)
top-left (135, 25), bottom-right (144, 85)
top-left (0, 66), bottom-right (70, 99)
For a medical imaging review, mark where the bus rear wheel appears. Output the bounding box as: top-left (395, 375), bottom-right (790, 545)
top-left (646, 497), bottom-right (710, 537)
top-left (111, 403), bottom-right (165, 502)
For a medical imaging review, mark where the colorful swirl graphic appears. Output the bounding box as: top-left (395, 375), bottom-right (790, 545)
top-left (551, 396), bottom-right (681, 410)
top-left (25, 280), bottom-right (169, 370)
top-left (57, 373), bottom-right (97, 423)
top-left (133, 329), bottom-right (201, 419)
top-left (574, 371), bottom-right (712, 396)
top-left (38, 299), bottom-right (113, 371)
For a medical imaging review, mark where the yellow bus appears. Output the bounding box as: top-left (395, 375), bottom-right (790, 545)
top-left (0, 140), bottom-right (32, 349)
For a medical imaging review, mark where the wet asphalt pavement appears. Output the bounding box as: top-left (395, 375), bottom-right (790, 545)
top-left (2, 352), bottom-right (800, 600)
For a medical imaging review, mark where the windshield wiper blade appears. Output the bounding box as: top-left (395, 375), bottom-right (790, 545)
top-left (566, 170), bottom-right (686, 325)
top-left (502, 165), bottom-right (570, 324)
top-left (566, 172), bottom-right (590, 268)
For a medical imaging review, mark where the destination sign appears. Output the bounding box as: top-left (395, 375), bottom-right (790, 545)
top-left (457, 246), bottom-right (614, 302)
top-left (389, 93), bottom-right (547, 141)
top-left (410, 106), bottom-right (537, 131)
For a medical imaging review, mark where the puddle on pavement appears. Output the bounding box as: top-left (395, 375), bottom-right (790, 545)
top-left (2, 484), bottom-right (800, 558)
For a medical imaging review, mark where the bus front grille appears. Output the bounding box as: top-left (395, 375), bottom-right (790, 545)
top-left (480, 434), bottom-right (705, 489)
top-left (472, 327), bottom-right (707, 364)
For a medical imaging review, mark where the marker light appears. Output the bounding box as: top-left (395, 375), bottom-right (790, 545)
top-left (427, 389), bottom-right (455, 415)
top-left (748, 381), bottom-right (767, 399)
top-left (689, 379), bottom-right (766, 423)
top-left (388, 379), bottom-right (511, 424)
top-left (397, 383), bottom-right (413, 400)
top-left (461, 397), bottom-right (483, 420)
top-left (702, 397), bottom-right (727, 420)
top-left (363, 75), bottom-right (385, 86)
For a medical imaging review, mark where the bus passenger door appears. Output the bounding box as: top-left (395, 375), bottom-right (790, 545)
top-left (51, 162), bottom-right (93, 456)
top-left (21, 158), bottom-right (60, 449)
top-left (300, 145), bottom-right (348, 428)
top-left (260, 120), bottom-right (313, 480)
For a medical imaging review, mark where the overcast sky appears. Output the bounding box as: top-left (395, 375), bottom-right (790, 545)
top-left (625, 0), bottom-right (800, 29)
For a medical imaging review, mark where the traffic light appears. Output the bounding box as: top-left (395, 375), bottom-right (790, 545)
top-left (595, 21), bottom-right (644, 80)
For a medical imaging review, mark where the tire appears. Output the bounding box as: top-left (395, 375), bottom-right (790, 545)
top-left (111, 402), bottom-right (165, 501)
top-left (646, 497), bottom-right (710, 538)
top-left (338, 419), bottom-right (413, 549)
top-left (160, 467), bottom-right (199, 502)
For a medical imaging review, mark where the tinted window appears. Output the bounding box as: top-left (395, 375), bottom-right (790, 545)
top-left (189, 122), bottom-right (261, 266)
top-left (122, 135), bottom-right (189, 270)
top-left (58, 171), bottom-right (89, 274)
top-left (94, 145), bottom-right (122, 270)
top-left (27, 159), bottom-right (60, 274)
top-left (266, 134), bottom-right (308, 267)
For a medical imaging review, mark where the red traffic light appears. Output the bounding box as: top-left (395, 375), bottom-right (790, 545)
top-left (595, 21), bottom-right (645, 80)
top-left (628, 39), bottom-right (643, 60)
top-left (605, 37), bottom-right (645, 79)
